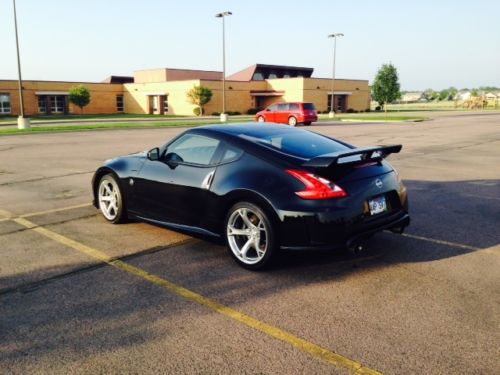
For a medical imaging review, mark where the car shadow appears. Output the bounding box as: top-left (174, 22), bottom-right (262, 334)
top-left (0, 179), bottom-right (498, 368)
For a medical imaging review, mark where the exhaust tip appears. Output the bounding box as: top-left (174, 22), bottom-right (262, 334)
top-left (349, 244), bottom-right (364, 255)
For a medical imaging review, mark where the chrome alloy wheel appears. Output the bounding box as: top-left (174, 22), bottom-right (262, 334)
top-left (98, 177), bottom-right (120, 221)
top-left (227, 207), bottom-right (268, 265)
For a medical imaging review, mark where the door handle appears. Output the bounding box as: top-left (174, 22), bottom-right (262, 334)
top-left (201, 171), bottom-right (215, 190)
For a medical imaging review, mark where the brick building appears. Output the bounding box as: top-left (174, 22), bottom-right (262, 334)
top-left (0, 64), bottom-right (370, 116)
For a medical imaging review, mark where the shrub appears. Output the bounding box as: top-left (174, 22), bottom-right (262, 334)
top-left (227, 111), bottom-right (241, 116)
top-left (246, 107), bottom-right (262, 115)
top-left (365, 108), bottom-right (371, 112)
top-left (375, 106), bottom-right (382, 111)
top-left (193, 107), bottom-right (201, 116)
top-left (346, 108), bottom-right (355, 113)
top-left (211, 112), bottom-right (220, 116)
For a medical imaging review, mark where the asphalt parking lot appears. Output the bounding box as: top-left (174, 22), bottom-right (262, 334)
top-left (1, 112), bottom-right (499, 374)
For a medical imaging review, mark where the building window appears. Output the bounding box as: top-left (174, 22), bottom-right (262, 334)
top-left (0, 94), bottom-right (11, 114)
top-left (252, 72), bottom-right (264, 81)
top-left (38, 96), bottom-right (47, 113)
top-left (116, 95), bottom-right (124, 112)
top-left (163, 96), bottom-right (168, 114)
top-left (49, 95), bottom-right (65, 113)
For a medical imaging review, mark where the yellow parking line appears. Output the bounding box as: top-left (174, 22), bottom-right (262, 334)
top-left (20, 203), bottom-right (93, 218)
top-left (12, 215), bottom-right (381, 375)
top-left (0, 208), bottom-right (13, 221)
top-left (401, 233), bottom-right (479, 251)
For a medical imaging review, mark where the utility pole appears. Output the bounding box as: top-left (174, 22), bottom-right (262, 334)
top-left (13, 0), bottom-right (30, 129)
top-left (328, 33), bottom-right (344, 119)
top-left (215, 11), bottom-right (232, 122)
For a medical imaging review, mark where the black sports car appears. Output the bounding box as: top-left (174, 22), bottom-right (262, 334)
top-left (92, 124), bottom-right (409, 269)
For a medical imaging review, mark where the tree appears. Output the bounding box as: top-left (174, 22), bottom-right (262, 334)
top-left (372, 63), bottom-right (401, 114)
top-left (422, 88), bottom-right (438, 101)
top-left (447, 87), bottom-right (458, 100)
top-left (68, 85), bottom-right (91, 114)
top-left (186, 85), bottom-right (213, 116)
top-left (438, 89), bottom-right (449, 101)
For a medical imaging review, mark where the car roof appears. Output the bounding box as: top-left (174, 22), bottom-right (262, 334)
top-left (191, 123), bottom-right (325, 164)
top-left (196, 123), bottom-right (307, 139)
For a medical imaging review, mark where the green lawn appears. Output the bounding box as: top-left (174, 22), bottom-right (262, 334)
top-left (0, 113), bottom-right (187, 123)
top-left (318, 113), bottom-right (427, 122)
top-left (381, 101), bottom-right (500, 112)
top-left (0, 119), bottom-right (254, 136)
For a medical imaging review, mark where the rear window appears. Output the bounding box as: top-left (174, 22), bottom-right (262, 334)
top-left (241, 130), bottom-right (350, 159)
top-left (303, 103), bottom-right (316, 110)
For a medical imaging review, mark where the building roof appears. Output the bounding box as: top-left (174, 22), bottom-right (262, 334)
top-left (133, 68), bottom-right (222, 83)
top-left (227, 64), bottom-right (314, 81)
top-left (101, 75), bottom-right (134, 84)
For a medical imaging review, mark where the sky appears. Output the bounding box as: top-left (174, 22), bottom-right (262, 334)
top-left (1, 0), bottom-right (499, 91)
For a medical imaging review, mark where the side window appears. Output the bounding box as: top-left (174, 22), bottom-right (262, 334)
top-left (268, 104), bottom-right (277, 112)
top-left (289, 103), bottom-right (299, 111)
top-left (0, 94), bottom-right (11, 114)
top-left (166, 134), bottom-right (220, 166)
top-left (277, 103), bottom-right (288, 111)
top-left (220, 145), bottom-right (243, 163)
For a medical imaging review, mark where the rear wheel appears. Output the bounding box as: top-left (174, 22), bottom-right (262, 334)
top-left (304, 121), bottom-right (311, 126)
top-left (257, 116), bottom-right (265, 123)
top-left (98, 174), bottom-right (126, 224)
top-left (288, 116), bottom-right (297, 127)
top-left (225, 202), bottom-right (277, 270)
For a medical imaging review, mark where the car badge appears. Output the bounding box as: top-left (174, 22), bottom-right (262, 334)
top-left (375, 179), bottom-right (383, 188)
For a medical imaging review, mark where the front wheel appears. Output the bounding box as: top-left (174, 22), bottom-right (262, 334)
top-left (225, 202), bottom-right (277, 270)
top-left (98, 174), bottom-right (127, 223)
top-left (257, 116), bottom-right (265, 123)
top-left (288, 116), bottom-right (297, 127)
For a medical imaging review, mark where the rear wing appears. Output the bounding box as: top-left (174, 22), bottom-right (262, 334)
top-left (302, 145), bottom-right (402, 168)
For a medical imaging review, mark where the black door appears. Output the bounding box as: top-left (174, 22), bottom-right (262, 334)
top-left (132, 133), bottom-right (222, 227)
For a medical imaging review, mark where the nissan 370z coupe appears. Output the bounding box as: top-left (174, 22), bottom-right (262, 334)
top-left (92, 124), bottom-right (409, 270)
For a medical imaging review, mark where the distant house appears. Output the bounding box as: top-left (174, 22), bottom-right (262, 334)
top-left (485, 92), bottom-right (499, 100)
top-left (456, 91), bottom-right (471, 101)
top-left (400, 92), bottom-right (424, 103)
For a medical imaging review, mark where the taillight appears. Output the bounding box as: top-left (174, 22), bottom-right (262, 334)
top-left (286, 169), bottom-right (347, 200)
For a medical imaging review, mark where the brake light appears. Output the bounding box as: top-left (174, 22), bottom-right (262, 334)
top-left (286, 169), bottom-right (347, 200)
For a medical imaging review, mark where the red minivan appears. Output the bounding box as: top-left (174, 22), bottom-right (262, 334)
top-left (255, 102), bottom-right (318, 126)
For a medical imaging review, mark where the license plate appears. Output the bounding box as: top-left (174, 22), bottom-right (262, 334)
top-left (369, 195), bottom-right (387, 215)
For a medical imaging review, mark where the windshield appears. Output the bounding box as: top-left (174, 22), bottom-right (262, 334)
top-left (303, 103), bottom-right (316, 110)
top-left (241, 131), bottom-right (350, 159)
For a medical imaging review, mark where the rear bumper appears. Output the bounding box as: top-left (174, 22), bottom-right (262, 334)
top-left (280, 211), bottom-right (410, 251)
top-left (300, 115), bottom-right (318, 123)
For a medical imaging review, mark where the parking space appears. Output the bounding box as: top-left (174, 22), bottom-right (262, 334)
top-left (1, 112), bottom-right (499, 374)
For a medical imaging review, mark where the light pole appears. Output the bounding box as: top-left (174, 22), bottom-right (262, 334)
top-left (328, 33), bottom-right (343, 119)
top-left (215, 11), bottom-right (232, 122)
top-left (12, 0), bottom-right (30, 129)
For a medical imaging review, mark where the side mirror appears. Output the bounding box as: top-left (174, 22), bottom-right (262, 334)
top-left (164, 152), bottom-right (184, 168)
top-left (147, 147), bottom-right (160, 161)
top-left (266, 108), bottom-right (270, 112)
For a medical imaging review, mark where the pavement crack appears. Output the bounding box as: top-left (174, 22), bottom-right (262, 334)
top-left (0, 171), bottom-right (94, 186)
top-left (0, 238), bottom-right (196, 296)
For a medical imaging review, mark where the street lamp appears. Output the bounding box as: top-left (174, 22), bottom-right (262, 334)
top-left (12, 0), bottom-right (30, 129)
top-left (328, 33), bottom-right (344, 119)
top-left (215, 11), bottom-right (232, 122)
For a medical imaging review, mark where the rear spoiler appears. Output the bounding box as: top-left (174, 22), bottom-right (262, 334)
top-left (302, 145), bottom-right (402, 168)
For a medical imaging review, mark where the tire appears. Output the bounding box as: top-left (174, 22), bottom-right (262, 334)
top-left (97, 173), bottom-right (127, 224)
top-left (257, 116), bottom-right (265, 123)
top-left (288, 116), bottom-right (297, 127)
top-left (224, 202), bottom-right (277, 270)
top-left (304, 121), bottom-right (311, 126)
